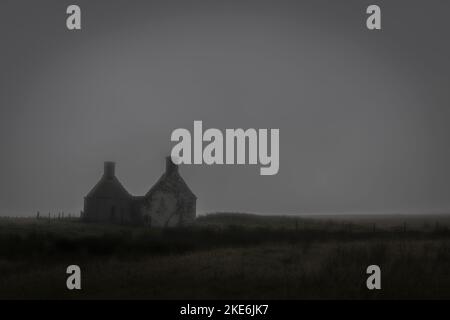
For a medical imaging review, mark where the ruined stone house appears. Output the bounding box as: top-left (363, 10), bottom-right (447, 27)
top-left (83, 157), bottom-right (196, 227)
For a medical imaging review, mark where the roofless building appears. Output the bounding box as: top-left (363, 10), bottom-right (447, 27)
top-left (83, 157), bottom-right (196, 227)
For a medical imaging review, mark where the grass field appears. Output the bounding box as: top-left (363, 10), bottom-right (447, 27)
top-left (1, 213), bottom-right (450, 299)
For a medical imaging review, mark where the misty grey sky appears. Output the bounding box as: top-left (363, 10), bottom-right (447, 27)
top-left (1, 0), bottom-right (450, 216)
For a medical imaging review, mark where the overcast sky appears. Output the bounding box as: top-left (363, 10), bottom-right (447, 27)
top-left (1, 0), bottom-right (450, 216)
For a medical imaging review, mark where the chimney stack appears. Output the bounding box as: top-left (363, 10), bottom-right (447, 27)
top-left (166, 156), bottom-right (178, 174)
top-left (104, 161), bottom-right (115, 179)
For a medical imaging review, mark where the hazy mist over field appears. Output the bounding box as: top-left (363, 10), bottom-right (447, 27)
top-left (1, 0), bottom-right (450, 216)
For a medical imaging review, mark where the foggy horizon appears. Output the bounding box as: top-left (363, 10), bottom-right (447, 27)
top-left (1, 0), bottom-right (450, 217)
